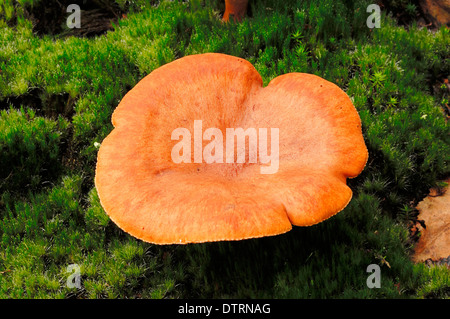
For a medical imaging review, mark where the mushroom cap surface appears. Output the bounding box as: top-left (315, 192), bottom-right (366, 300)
top-left (95, 53), bottom-right (368, 244)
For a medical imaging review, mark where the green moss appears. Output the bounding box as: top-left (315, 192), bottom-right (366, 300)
top-left (0, 107), bottom-right (68, 194)
top-left (0, 0), bottom-right (448, 299)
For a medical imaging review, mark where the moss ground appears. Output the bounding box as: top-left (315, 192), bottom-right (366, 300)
top-left (0, 0), bottom-right (449, 298)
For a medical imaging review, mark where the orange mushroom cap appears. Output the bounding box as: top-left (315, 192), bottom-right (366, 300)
top-left (95, 53), bottom-right (368, 244)
top-left (222, 0), bottom-right (249, 22)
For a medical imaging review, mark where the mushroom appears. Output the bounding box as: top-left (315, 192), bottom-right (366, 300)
top-left (95, 53), bottom-right (368, 244)
top-left (222, 0), bottom-right (249, 22)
